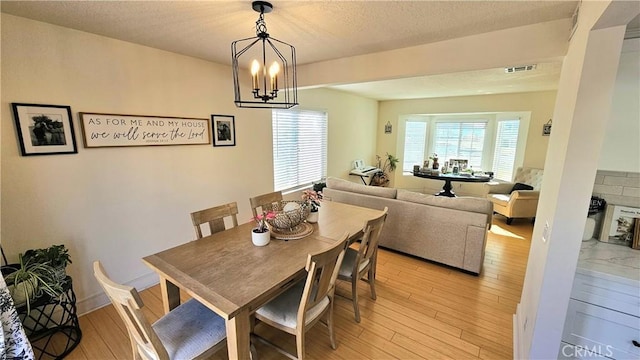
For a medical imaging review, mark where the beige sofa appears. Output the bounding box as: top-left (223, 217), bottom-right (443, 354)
top-left (323, 177), bottom-right (493, 274)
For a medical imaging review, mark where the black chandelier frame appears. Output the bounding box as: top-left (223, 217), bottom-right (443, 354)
top-left (232, 1), bottom-right (298, 109)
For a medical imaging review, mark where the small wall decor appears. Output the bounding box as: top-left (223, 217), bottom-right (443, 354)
top-left (384, 121), bottom-right (392, 134)
top-left (211, 115), bottom-right (236, 147)
top-left (79, 113), bottom-right (210, 147)
top-left (12, 103), bottom-right (78, 156)
top-left (542, 119), bottom-right (552, 136)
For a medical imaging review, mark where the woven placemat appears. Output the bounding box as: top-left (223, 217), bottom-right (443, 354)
top-left (271, 222), bottom-right (314, 240)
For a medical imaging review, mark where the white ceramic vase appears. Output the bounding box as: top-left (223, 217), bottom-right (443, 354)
top-left (307, 210), bottom-right (319, 224)
top-left (251, 229), bottom-right (271, 246)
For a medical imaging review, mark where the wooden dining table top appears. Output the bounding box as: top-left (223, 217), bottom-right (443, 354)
top-left (142, 200), bottom-right (383, 320)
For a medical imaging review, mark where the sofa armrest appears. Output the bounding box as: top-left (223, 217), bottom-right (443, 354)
top-left (483, 181), bottom-right (514, 195)
top-left (510, 190), bottom-right (540, 200)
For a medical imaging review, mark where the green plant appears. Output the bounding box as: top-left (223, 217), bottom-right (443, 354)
top-left (4, 256), bottom-right (63, 314)
top-left (22, 244), bottom-right (72, 269)
top-left (376, 153), bottom-right (399, 173)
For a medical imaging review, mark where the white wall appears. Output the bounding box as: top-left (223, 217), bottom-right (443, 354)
top-left (599, 38), bottom-right (640, 172)
top-left (514, 0), bottom-right (639, 358)
top-left (377, 91), bottom-right (556, 190)
top-left (0, 14), bottom-right (377, 313)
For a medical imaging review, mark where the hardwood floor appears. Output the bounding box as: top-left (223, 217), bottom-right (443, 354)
top-left (42, 218), bottom-right (532, 360)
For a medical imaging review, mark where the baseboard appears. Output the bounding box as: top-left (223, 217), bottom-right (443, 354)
top-left (77, 272), bottom-right (160, 316)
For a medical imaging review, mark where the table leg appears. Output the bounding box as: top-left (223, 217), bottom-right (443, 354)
top-left (226, 308), bottom-right (251, 359)
top-left (159, 277), bottom-right (180, 314)
top-left (436, 179), bottom-right (456, 197)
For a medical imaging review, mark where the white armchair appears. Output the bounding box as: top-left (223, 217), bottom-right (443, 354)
top-left (484, 167), bottom-right (544, 224)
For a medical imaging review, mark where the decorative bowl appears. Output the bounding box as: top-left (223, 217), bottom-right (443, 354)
top-left (266, 201), bottom-right (311, 231)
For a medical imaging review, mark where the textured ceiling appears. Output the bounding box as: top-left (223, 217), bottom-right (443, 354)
top-left (0, 1), bottom-right (588, 100)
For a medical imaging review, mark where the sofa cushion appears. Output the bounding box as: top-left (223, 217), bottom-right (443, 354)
top-left (326, 177), bottom-right (397, 199)
top-left (510, 182), bottom-right (534, 194)
top-left (397, 189), bottom-right (492, 215)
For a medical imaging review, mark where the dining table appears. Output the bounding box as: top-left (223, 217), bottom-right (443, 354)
top-left (142, 200), bottom-right (382, 359)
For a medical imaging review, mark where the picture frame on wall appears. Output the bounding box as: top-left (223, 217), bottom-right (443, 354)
top-left (11, 103), bottom-right (78, 156)
top-left (211, 114), bottom-right (236, 147)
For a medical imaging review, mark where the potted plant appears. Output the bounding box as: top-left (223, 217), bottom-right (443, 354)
top-left (371, 153), bottom-right (399, 187)
top-left (252, 211), bottom-right (274, 246)
top-left (22, 244), bottom-right (72, 283)
top-left (302, 189), bottom-right (322, 223)
top-left (4, 255), bottom-right (63, 314)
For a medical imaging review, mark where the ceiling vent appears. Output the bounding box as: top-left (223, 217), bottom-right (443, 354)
top-left (504, 64), bottom-right (537, 73)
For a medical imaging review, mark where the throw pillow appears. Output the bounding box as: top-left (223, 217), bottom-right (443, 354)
top-left (510, 182), bottom-right (534, 194)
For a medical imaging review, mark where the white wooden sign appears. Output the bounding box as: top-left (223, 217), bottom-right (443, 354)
top-left (79, 113), bottom-right (210, 148)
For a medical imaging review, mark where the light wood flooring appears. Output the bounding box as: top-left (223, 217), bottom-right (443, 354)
top-left (38, 218), bottom-right (532, 360)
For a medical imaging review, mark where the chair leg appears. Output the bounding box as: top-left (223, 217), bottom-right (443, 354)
top-left (296, 333), bottom-right (305, 360)
top-left (327, 303), bottom-right (337, 350)
top-left (368, 267), bottom-right (377, 300)
top-left (351, 277), bottom-right (361, 323)
top-left (506, 217), bottom-right (513, 225)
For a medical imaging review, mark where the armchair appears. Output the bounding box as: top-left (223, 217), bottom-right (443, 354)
top-left (484, 167), bottom-right (544, 224)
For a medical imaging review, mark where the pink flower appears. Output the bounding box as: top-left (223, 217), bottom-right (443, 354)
top-left (301, 190), bottom-right (322, 211)
top-left (254, 210), bottom-right (275, 232)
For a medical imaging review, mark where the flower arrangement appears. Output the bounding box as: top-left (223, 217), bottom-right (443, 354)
top-left (302, 189), bottom-right (322, 212)
top-left (253, 211), bottom-right (275, 233)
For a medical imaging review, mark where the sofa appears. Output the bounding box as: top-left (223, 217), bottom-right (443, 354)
top-left (323, 177), bottom-right (493, 274)
top-left (484, 167), bottom-right (544, 224)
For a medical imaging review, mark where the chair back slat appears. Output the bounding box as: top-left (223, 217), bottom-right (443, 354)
top-left (191, 202), bottom-right (239, 239)
top-left (298, 233), bottom-right (349, 324)
top-left (354, 208), bottom-right (388, 273)
top-left (93, 261), bottom-right (169, 360)
top-left (249, 191), bottom-right (283, 218)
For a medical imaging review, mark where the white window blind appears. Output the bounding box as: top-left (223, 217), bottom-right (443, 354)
top-left (272, 109), bottom-right (327, 191)
top-left (492, 119), bottom-right (520, 181)
top-left (403, 121), bottom-right (428, 172)
top-left (433, 122), bottom-right (486, 168)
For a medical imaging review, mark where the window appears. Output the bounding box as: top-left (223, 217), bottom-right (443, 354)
top-left (433, 122), bottom-right (486, 168)
top-left (492, 120), bottom-right (520, 181)
top-left (402, 120), bottom-right (428, 172)
top-left (400, 113), bottom-right (527, 180)
top-left (272, 109), bottom-right (327, 191)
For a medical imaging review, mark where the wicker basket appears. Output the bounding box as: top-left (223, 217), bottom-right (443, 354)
top-left (266, 201), bottom-right (311, 231)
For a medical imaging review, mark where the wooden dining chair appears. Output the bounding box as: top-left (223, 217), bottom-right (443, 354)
top-left (190, 202), bottom-right (239, 239)
top-left (93, 261), bottom-right (227, 360)
top-left (337, 207), bottom-right (388, 323)
top-left (251, 232), bottom-right (349, 360)
top-left (249, 191), bottom-right (283, 218)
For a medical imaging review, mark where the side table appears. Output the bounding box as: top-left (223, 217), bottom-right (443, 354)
top-left (16, 276), bottom-right (82, 359)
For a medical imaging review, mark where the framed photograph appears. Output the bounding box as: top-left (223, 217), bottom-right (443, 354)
top-left (599, 204), bottom-right (640, 246)
top-left (211, 114), bottom-right (236, 147)
top-left (12, 103), bottom-right (78, 156)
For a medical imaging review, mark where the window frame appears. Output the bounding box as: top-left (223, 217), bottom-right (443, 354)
top-left (399, 112), bottom-right (530, 181)
top-left (272, 108), bottom-right (328, 193)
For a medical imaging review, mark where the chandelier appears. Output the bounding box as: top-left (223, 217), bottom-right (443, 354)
top-left (232, 1), bottom-right (298, 109)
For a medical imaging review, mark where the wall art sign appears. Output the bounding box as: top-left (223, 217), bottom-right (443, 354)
top-left (12, 103), bottom-right (78, 156)
top-left (79, 113), bottom-right (210, 148)
top-left (211, 114), bottom-right (236, 147)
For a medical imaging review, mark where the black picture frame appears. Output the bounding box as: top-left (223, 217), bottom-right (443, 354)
top-left (12, 103), bottom-right (78, 156)
top-left (211, 114), bottom-right (236, 147)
